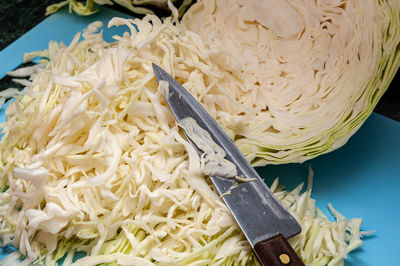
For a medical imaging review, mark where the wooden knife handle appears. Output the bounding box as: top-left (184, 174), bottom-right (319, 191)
top-left (253, 234), bottom-right (305, 266)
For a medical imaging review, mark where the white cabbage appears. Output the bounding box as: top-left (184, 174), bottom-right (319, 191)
top-left (183, 0), bottom-right (400, 165)
top-left (179, 117), bottom-right (238, 178)
top-left (0, 13), bottom-right (370, 265)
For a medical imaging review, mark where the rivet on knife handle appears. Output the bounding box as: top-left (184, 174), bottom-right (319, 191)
top-left (253, 234), bottom-right (304, 266)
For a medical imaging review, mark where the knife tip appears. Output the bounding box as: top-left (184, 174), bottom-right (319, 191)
top-left (152, 63), bottom-right (164, 82)
top-left (152, 63), bottom-right (161, 73)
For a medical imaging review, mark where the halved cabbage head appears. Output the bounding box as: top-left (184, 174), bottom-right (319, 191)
top-left (182, 0), bottom-right (400, 165)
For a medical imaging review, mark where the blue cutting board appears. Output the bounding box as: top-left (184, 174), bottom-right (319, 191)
top-left (0, 7), bottom-right (399, 265)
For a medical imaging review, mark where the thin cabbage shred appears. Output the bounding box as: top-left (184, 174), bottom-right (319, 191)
top-left (0, 14), bottom-right (370, 265)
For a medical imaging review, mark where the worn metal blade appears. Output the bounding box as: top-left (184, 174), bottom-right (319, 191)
top-left (152, 63), bottom-right (301, 246)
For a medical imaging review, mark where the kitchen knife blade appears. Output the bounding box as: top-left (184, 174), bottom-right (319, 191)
top-left (152, 63), bottom-right (304, 266)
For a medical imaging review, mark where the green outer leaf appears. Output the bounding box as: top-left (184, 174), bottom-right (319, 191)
top-left (46, 0), bottom-right (70, 15)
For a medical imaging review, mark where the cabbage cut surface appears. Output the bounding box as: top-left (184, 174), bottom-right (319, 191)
top-left (183, 0), bottom-right (400, 165)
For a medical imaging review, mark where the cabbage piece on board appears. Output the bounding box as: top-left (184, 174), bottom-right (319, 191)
top-left (183, 0), bottom-right (400, 165)
top-left (46, 0), bottom-right (193, 16)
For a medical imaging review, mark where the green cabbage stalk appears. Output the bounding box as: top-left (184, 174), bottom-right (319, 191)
top-left (182, 0), bottom-right (400, 165)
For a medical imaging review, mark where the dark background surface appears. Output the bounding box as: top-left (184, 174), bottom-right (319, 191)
top-left (0, 0), bottom-right (399, 122)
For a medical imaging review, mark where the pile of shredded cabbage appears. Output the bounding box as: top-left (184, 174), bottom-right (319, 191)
top-left (183, 0), bottom-right (400, 165)
top-left (0, 13), bottom-right (370, 265)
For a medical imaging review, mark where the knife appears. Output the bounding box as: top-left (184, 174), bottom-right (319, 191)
top-left (152, 63), bottom-right (304, 266)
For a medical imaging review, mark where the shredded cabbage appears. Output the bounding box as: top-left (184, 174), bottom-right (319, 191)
top-left (0, 12), bottom-right (370, 265)
top-left (179, 117), bottom-right (238, 178)
top-left (183, 0), bottom-right (400, 165)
